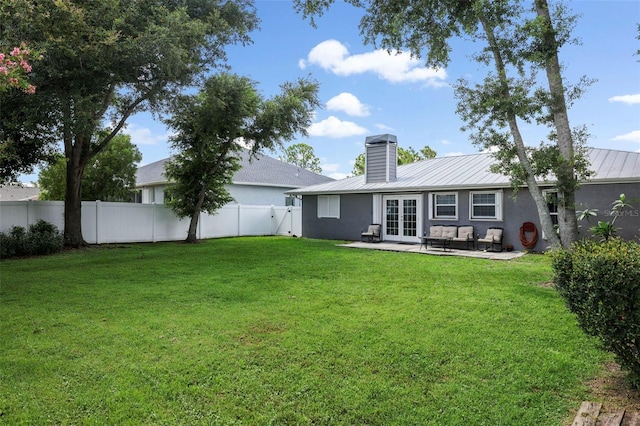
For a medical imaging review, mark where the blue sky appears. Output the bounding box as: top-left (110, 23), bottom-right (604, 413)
top-left (28, 0), bottom-right (640, 182)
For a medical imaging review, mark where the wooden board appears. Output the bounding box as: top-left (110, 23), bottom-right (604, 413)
top-left (600, 409), bottom-right (625, 426)
top-left (572, 401), bottom-right (602, 426)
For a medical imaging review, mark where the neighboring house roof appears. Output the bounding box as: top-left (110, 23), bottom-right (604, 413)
top-left (136, 149), bottom-right (334, 188)
top-left (289, 147), bottom-right (640, 195)
top-left (0, 184), bottom-right (40, 201)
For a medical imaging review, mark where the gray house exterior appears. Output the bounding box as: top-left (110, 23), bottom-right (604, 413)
top-left (289, 135), bottom-right (640, 251)
top-left (136, 149), bottom-right (333, 206)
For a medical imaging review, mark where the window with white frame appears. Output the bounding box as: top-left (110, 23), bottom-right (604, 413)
top-left (317, 195), bottom-right (340, 218)
top-left (429, 192), bottom-right (458, 220)
top-left (469, 191), bottom-right (502, 220)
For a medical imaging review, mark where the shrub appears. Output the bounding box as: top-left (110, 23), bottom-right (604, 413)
top-left (27, 219), bottom-right (64, 255)
top-left (0, 226), bottom-right (28, 258)
top-left (551, 238), bottom-right (640, 388)
top-left (0, 220), bottom-right (63, 259)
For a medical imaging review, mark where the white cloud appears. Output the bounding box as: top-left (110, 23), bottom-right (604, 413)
top-left (608, 94), bottom-right (640, 105)
top-left (374, 123), bottom-right (395, 131)
top-left (444, 151), bottom-right (466, 157)
top-left (123, 124), bottom-right (172, 146)
top-left (320, 162), bottom-right (349, 180)
top-left (439, 139), bottom-right (452, 145)
top-left (612, 130), bottom-right (640, 143)
top-left (307, 116), bottom-right (369, 138)
top-left (480, 146), bottom-right (500, 154)
top-left (326, 92), bottom-right (370, 117)
top-left (329, 172), bottom-right (350, 180)
top-left (300, 39), bottom-right (447, 86)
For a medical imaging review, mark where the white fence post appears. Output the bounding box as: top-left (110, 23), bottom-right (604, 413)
top-left (270, 205), bottom-right (275, 235)
top-left (27, 199), bottom-right (32, 228)
top-left (95, 200), bottom-right (101, 244)
top-left (152, 203), bottom-right (157, 243)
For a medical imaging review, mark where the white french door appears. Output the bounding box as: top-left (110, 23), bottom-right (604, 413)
top-left (383, 195), bottom-right (422, 243)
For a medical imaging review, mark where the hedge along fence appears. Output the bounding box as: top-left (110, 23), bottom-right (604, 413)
top-left (0, 219), bottom-right (64, 259)
top-left (551, 238), bottom-right (640, 389)
top-left (0, 201), bottom-right (302, 244)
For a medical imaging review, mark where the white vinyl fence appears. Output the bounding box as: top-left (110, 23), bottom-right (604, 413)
top-left (0, 201), bottom-right (301, 244)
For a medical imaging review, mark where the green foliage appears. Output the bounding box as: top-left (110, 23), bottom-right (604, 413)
top-left (279, 143), bottom-right (322, 173)
top-left (164, 152), bottom-right (239, 217)
top-left (351, 145), bottom-right (437, 175)
top-left (551, 238), bottom-right (640, 388)
top-left (27, 219), bottom-right (64, 255)
top-left (38, 134), bottom-right (142, 201)
top-left (36, 155), bottom-right (66, 200)
top-left (0, 226), bottom-right (27, 258)
top-left (0, 220), bottom-right (63, 259)
top-left (577, 193), bottom-right (634, 241)
top-left (1, 238), bottom-right (608, 424)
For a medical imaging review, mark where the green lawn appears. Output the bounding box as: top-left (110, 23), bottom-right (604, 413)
top-left (1, 237), bottom-right (607, 425)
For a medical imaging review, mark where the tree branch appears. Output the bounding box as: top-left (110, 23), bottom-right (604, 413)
top-left (90, 95), bottom-right (147, 157)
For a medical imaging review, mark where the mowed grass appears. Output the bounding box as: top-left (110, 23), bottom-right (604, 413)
top-left (0, 237), bottom-right (607, 425)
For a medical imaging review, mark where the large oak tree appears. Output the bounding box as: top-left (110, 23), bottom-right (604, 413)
top-left (0, 0), bottom-right (258, 247)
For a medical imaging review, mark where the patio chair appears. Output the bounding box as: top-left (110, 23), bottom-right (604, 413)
top-left (452, 225), bottom-right (475, 249)
top-left (361, 224), bottom-right (382, 243)
top-left (477, 227), bottom-right (503, 251)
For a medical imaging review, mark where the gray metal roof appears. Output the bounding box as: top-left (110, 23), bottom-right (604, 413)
top-left (136, 149), bottom-right (334, 188)
top-left (289, 147), bottom-right (640, 195)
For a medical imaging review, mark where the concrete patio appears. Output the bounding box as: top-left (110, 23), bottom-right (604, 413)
top-left (339, 241), bottom-right (526, 260)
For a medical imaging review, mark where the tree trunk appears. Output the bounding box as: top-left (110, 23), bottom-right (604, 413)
top-left (185, 185), bottom-right (207, 243)
top-left (535, 0), bottom-right (579, 248)
top-left (480, 16), bottom-right (562, 249)
top-left (64, 144), bottom-right (87, 248)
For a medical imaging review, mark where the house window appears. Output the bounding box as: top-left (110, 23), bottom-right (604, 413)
top-left (470, 191), bottom-right (502, 220)
top-left (318, 195), bottom-right (340, 218)
top-left (429, 192), bottom-right (457, 220)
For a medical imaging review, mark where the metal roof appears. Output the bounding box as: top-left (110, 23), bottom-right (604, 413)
top-left (289, 147), bottom-right (640, 195)
top-left (136, 149), bottom-right (334, 188)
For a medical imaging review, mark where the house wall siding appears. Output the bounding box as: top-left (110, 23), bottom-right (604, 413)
top-left (227, 184), bottom-right (296, 206)
top-left (300, 182), bottom-right (640, 248)
top-left (138, 183), bottom-right (299, 206)
top-left (302, 194), bottom-right (373, 240)
top-left (575, 182), bottom-right (640, 241)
